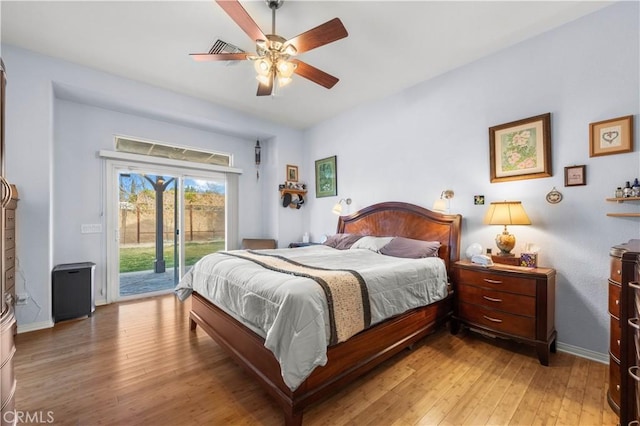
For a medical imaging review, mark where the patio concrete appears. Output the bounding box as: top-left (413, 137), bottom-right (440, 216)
top-left (119, 268), bottom-right (177, 297)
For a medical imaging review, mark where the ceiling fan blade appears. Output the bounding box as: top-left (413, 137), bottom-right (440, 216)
top-left (291, 60), bottom-right (339, 89)
top-left (257, 76), bottom-right (273, 96)
top-left (190, 52), bottom-right (249, 62)
top-left (216, 0), bottom-right (266, 43)
top-left (285, 18), bottom-right (348, 54)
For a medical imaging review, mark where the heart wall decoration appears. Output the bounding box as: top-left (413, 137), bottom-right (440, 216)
top-left (589, 115), bottom-right (634, 157)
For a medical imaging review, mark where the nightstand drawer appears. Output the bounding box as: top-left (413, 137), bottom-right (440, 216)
top-left (457, 268), bottom-right (536, 296)
top-left (610, 315), bottom-right (621, 360)
top-left (458, 301), bottom-right (536, 339)
top-left (609, 280), bottom-right (621, 318)
top-left (610, 257), bottom-right (622, 283)
top-left (457, 283), bottom-right (535, 317)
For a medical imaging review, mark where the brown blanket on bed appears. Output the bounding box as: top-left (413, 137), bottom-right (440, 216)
top-left (223, 250), bottom-right (371, 345)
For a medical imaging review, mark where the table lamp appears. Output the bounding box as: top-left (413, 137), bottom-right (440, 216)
top-left (484, 201), bottom-right (531, 256)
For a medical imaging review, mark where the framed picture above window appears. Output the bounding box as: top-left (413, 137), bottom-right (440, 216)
top-left (564, 165), bottom-right (586, 187)
top-left (589, 115), bottom-right (634, 157)
top-left (286, 164), bottom-right (298, 182)
top-left (489, 113), bottom-right (552, 183)
top-left (315, 156), bottom-right (337, 198)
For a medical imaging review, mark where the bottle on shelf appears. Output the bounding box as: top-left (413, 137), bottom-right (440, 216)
top-left (623, 181), bottom-right (633, 198)
top-left (632, 178), bottom-right (640, 197)
top-left (616, 187), bottom-right (624, 198)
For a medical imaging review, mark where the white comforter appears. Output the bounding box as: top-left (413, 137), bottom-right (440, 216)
top-left (175, 245), bottom-right (448, 390)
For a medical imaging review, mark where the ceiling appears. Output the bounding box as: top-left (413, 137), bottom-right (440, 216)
top-left (1, 1), bottom-right (612, 129)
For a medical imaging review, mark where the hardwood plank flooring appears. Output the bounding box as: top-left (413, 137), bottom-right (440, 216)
top-left (13, 294), bottom-right (617, 425)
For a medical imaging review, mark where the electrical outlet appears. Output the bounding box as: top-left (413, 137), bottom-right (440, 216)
top-left (81, 224), bottom-right (102, 234)
top-left (16, 293), bottom-right (29, 305)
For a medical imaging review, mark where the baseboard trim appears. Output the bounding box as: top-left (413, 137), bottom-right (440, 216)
top-left (556, 341), bottom-right (608, 364)
top-left (17, 319), bottom-right (54, 334)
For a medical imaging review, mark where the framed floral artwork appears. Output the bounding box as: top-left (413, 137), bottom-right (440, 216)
top-left (315, 156), bottom-right (337, 198)
top-left (489, 113), bottom-right (552, 183)
top-left (589, 115), bottom-right (634, 157)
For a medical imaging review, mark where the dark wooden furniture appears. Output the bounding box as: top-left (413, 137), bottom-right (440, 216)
top-left (451, 260), bottom-right (556, 365)
top-left (608, 239), bottom-right (640, 424)
top-left (0, 58), bottom-right (17, 426)
top-left (189, 201), bottom-right (461, 425)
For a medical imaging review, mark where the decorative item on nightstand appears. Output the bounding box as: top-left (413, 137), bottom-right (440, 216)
top-left (484, 201), bottom-right (531, 256)
top-left (332, 198), bottom-right (351, 215)
top-left (432, 189), bottom-right (454, 213)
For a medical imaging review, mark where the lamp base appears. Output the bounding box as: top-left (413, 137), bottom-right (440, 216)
top-left (495, 229), bottom-right (516, 256)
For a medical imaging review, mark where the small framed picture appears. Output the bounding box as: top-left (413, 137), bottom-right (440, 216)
top-left (589, 115), bottom-right (634, 157)
top-left (564, 165), bottom-right (586, 187)
top-left (286, 164), bottom-right (298, 182)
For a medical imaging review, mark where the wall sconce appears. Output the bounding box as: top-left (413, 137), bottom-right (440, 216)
top-left (332, 198), bottom-right (352, 215)
top-left (484, 201), bottom-right (531, 256)
top-left (432, 189), bottom-right (454, 213)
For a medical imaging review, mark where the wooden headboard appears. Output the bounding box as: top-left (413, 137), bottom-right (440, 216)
top-left (336, 201), bottom-right (462, 272)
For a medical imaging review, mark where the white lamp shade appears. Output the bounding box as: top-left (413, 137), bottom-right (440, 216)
top-left (332, 203), bottom-right (343, 215)
top-left (432, 199), bottom-right (447, 213)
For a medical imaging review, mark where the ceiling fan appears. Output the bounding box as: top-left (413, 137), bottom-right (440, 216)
top-left (190, 0), bottom-right (348, 96)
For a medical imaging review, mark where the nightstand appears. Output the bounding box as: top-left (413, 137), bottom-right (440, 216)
top-left (451, 260), bottom-right (557, 365)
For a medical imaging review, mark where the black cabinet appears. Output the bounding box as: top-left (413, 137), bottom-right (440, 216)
top-left (52, 262), bottom-right (95, 323)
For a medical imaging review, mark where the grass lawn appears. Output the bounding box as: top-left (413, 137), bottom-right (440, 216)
top-left (119, 241), bottom-right (225, 273)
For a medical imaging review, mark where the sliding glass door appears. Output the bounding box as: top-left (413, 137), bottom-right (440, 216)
top-left (107, 162), bottom-right (227, 301)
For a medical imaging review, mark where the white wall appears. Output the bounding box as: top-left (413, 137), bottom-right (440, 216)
top-left (303, 2), bottom-right (640, 356)
top-left (2, 45), bottom-right (305, 329)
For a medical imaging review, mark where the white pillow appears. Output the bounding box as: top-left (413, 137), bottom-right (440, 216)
top-left (349, 236), bottom-right (394, 253)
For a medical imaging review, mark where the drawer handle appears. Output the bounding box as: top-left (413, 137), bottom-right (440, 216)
top-left (483, 315), bottom-right (503, 323)
top-left (629, 366), bottom-right (640, 382)
top-left (630, 281), bottom-right (640, 290)
top-left (482, 295), bottom-right (503, 303)
top-left (629, 318), bottom-right (640, 330)
top-left (617, 384), bottom-right (620, 391)
top-left (483, 279), bottom-right (502, 284)
top-left (616, 299), bottom-right (620, 305)
top-left (617, 339), bottom-right (621, 346)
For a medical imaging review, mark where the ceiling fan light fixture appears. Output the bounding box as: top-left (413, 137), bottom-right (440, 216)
top-left (278, 76), bottom-right (293, 88)
top-left (277, 60), bottom-right (296, 78)
top-left (254, 58), bottom-right (272, 75)
top-left (256, 74), bottom-right (271, 85)
top-left (256, 39), bottom-right (268, 51)
top-left (283, 44), bottom-right (297, 56)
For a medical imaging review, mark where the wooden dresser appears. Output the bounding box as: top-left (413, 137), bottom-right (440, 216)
top-left (0, 58), bottom-right (17, 426)
top-left (452, 260), bottom-right (557, 365)
top-left (608, 239), bottom-right (640, 424)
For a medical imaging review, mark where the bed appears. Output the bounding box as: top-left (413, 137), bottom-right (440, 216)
top-left (179, 201), bottom-right (461, 425)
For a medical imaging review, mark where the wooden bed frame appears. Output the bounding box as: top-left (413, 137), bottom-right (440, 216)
top-left (189, 201), bottom-right (462, 425)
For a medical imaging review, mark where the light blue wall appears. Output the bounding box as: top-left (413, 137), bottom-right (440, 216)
top-left (303, 2), bottom-right (640, 356)
top-left (1, 45), bottom-right (305, 329)
top-left (2, 2), bottom-right (638, 358)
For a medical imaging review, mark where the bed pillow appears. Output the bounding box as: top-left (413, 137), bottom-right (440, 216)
top-left (379, 237), bottom-right (441, 259)
top-left (323, 233), bottom-right (363, 250)
top-left (349, 236), bottom-right (394, 253)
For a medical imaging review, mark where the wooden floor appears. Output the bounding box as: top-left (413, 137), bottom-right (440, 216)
top-left (14, 294), bottom-right (618, 425)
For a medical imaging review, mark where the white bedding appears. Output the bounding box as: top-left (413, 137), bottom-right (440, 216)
top-left (175, 245), bottom-right (448, 390)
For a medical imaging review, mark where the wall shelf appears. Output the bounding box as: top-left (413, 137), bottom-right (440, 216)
top-left (606, 197), bottom-right (640, 217)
